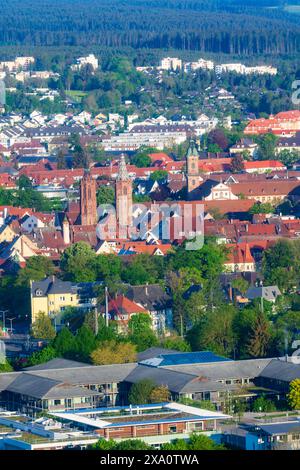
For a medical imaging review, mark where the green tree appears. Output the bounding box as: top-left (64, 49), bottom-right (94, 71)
top-left (96, 185), bottom-right (115, 205)
top-left (263, 239), bottom-right (300, 291)
top-left (128, 379), bottom-right (155, 405)
top-left (149, 170), bottom-right (168, 182)
top-left (252, 395), bottom-right (276, 412)
top-left (257, 133), bottom-right (278, 160)
top-left (60, 242), bottom-right (97, 282)
top-left (132, 152), bottom-right (152, 168)
top-left (31, 312), bottom-right (56, 340)
top-left (25, 346), bottom-right (57, 367)
top-left (73, 325), bottom-right (96, 361)
top-left (52, 327), bottom-right (75, 357)
top-left (128, 314), bottom-right (158, 351)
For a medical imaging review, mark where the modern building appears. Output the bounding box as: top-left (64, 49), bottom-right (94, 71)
top-left (0, 352), bottom-right (298, 416)
top-left (51, 402), bottom-right (230, 445)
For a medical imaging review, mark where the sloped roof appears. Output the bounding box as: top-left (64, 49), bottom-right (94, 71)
top-left (259, 358), bottom-right (300, 382)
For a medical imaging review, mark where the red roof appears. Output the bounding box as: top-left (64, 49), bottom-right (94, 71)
top-left (108, 295), bottom-right (148, 317)
top-left (243, 160), bottom-right (286, 170)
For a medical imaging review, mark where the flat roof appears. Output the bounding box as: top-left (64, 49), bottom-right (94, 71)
top-left (51, 402), bottom-right (231, 429)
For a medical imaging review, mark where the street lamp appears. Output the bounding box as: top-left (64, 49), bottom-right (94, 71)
top-left (7, 317), bottom-right (16, 334)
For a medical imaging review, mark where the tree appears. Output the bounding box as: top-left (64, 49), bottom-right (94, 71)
top-left (132, 152), bottom-right (151, 168)
top-left (18, 175), bottom-right (32, 189)
top-left (187, 305), bottom-right (237, 357)
top-left (263, 239), bottom-right (300, 291)
top-left (25, 346), bottom-right (57, 367)
top-left (161, 433), bottom-right (225, 450)
top-left (230, 154), bottom-right (244, 173)
top-left (250, 202), bottom-right (274, 215)
top-left (52, 327), bottom-right (75, 357)
top-left (128, 379), bottom-right (155, 405)
top-left (277, 149), bottom-right (300, 169)
top-left (207, 129), bottom-right (229, 151)
top-left (149, 170), bottom-right (168, 182)
top-left (231, 277), bottom-right (249, 296)
top-left (162, 336), bottom-right (191, 352)
top-left (16, 256), bottom-right (55, 286)
top-left (96, 185), bottom-right (115, 205)
top-left (247, 314), bottom-right (272, 358)
top-left (0, 360), bottom-right (13, 372)
top-left (31, 312), bottom-right (56, 340)
top-left (57, 147), bottom-right (68, 169)
top-left (252, 395), bottom-right (276, 412)
top-left (91, 340), bottom-right (137, 365)
top-left (60, 242), bottom-right (97, 282)
top-left (92, 438), bottom-right (151, 450)
top-left (288, 379), bottom-right (300, 410)
top-left (149, 385), bottom-right (170, 403)
top-left (257, 133), bottom-right (278, 160)
top-left (128, 314), bottom-right (158, 351)
top-left (73, 325), bottom-right (96, 361)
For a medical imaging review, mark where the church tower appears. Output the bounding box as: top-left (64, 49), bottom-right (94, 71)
top-left (116, 154), bottom-right (132, 229)
top-left (80, 170), bottom-right (98, 225)
top-left (186, 139), bottom-right (202, 198)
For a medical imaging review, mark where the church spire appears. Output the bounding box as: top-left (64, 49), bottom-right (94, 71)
top-left (117, 154), bottom-right (129, 181)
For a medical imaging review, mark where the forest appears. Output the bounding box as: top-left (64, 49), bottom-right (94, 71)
top-left (0, 0), bottom-right (300, 56)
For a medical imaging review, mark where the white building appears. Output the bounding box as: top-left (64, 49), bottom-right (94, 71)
top-left (184, 58), bottom-right (214, 72)
top-left (160, 57), bottom-right (182, 71)
top-left (71, 54), bottom-right (99, 72)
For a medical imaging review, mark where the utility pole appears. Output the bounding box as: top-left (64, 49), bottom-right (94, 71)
top-left (180, 313), bottom-right (184, 338)
top-left (94, 308), bottom-right (99, 336)
top-left (105, 286), bottom-right (109, 327)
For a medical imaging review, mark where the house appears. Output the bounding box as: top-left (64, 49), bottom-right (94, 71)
top-left (276, 132), bottom-right (300, 154)
top-left (30, 276), bottom-right (101, 324)
top-left (245, 285), bottom-right (281, 303)
top-left (230, 138), bottom-right (258, 157)
top-left (126, 284), bottom-right (173, 332)
top-left (104, 294), bottom-right (149, 333)
top-left (224, 243), bottom-right (256, 273)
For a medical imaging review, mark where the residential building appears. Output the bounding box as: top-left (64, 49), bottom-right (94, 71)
top-left (71, 54), bottom-right (99, 72)
top-left (30, 276), bottom-right (101, 324)
top-left (160, 57), bottom-right (182, 71)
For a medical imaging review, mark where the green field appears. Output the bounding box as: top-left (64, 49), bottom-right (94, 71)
top-left (65, 90), bottom-right (88, 103)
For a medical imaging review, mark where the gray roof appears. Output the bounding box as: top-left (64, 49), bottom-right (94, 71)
top-left (6, 373), bottom-right (61, 398)
top-left (163, 358), bottom-right (273, 380)
top-left (6, 373), bottom-right (100, 399)
top-left (259, 358), bottom-right (300, 382)
top-left (246, 286), bottom-right (281, 301)
top-left (124, 364), bottom-right (198, 393)
top-left (25, 363), bottom-right (137, 385)
top-left (255, 421), bottom-right (300, 436)
top-left (31, 276), bottom-right (77, 297)
top-left (24, 358), bottom-right (89, 371)
top-left (126, 284), bottom-right (172, 311)
top-left (137, 347), bottom-right (178, 362)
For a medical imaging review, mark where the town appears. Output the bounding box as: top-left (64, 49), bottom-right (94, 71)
top-left (0, 0), bottom-right (300, 455)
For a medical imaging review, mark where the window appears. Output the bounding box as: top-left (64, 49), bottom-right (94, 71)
top-left (169, 426), bottom-right (177, 433)
top-left (54, 399), bottom-right (61, 406)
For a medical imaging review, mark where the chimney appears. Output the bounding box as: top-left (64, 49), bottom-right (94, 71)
top-left (145, 283), bottom-right (149, 296)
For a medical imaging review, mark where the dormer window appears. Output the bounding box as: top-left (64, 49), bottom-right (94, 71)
top-left (35, 289), bottom-right (43, 297)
